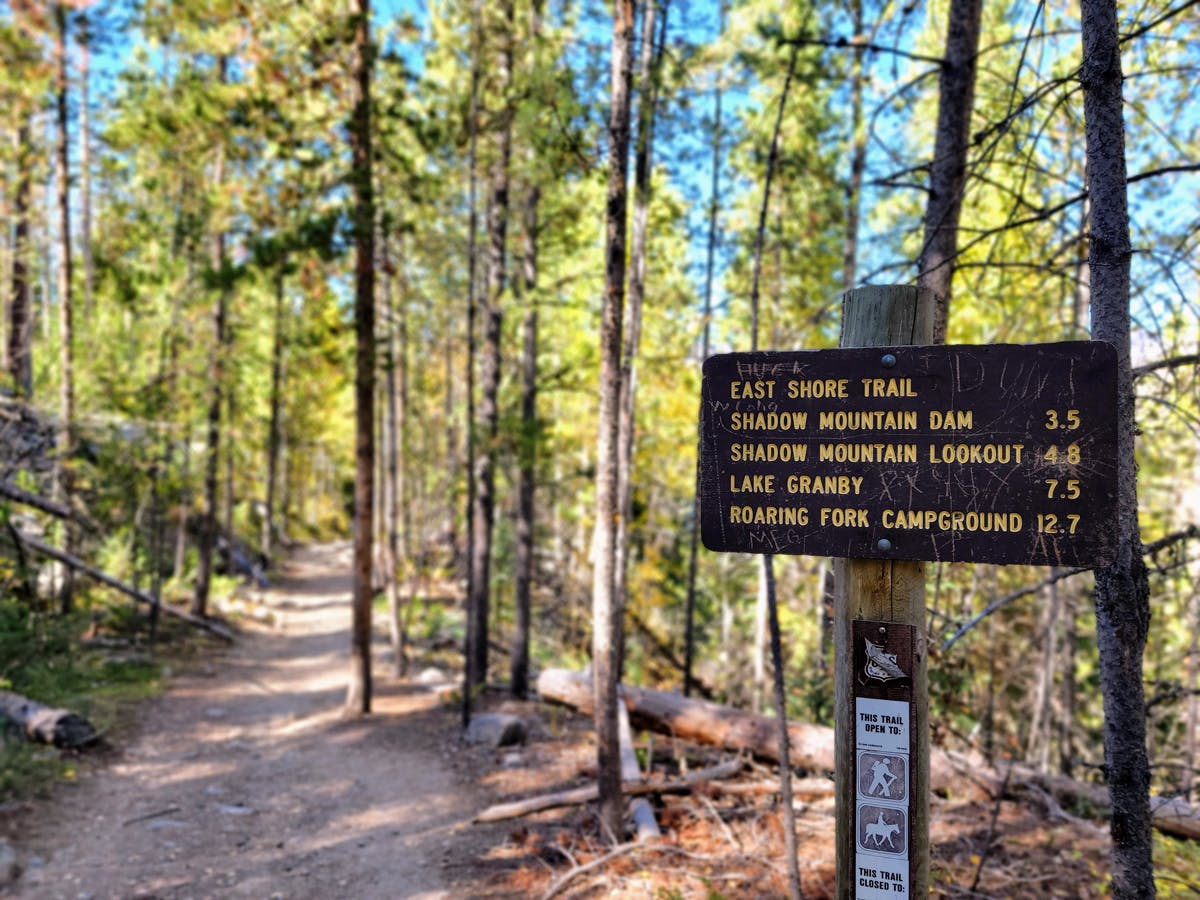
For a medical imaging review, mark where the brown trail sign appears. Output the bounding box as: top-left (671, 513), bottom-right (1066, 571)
top-left (696, 285), bottom-right (1119, 899)
top-left (699, 341), bottom-right (1118, 567)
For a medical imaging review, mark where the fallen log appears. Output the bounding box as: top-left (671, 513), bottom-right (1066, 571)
top-left (538, 671), bottom-right (1200, 842)
top-left (536, 668), bottom-right (960, 793)
top-left (1011, 769), bottom-right (1200, 842)
top-left (13, 530), bottom-right (234, 642)
top-left (0, 480), bottom-right (73, 519)
top-left (473, 759), bottom-right (743, 824)
top-left (0, 690), bottom-right (98, 749)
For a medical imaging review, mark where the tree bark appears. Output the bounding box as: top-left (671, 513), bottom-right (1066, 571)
top-left (614, 0), bottom-right (667, 679)
top-left (593, 0), bottom-right (635, 842)
top-left (1081, 0), bottom-right (1154, 894)
top-left (78, 13), bottom-right (94, 323)
top-left (382, 234), bottom-right (407, 676)
top-left (466, 0), bottom-right (515, 706)
top-left (460, 0), bottom-right (482, 728)
top-left (54, 3), bottom-right (77, 614)
top-left (9, 114), bottom-right (32, 398)
top-left (512, 184), bottom-right (539, 699)
top-left (193, 56), bottom-right (230, 620)
top-left (683, 1), bottom-right (725, 697)
top-left (264, 267), bottom-right (286, 561)
top-left (346, 0), bottom-right (376, 715)
top-left (916, 0), bottom-right (983, 343)
top-left (842, 0), bottom-right (867, 291)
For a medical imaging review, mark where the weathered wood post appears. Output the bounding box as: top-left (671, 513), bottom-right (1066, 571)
top-left (834, 285), bottom-right (934, 899)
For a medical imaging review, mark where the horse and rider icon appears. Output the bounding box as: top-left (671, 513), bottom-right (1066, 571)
top-left (858, 751), bottom-right (908, 803)
top-left (857, 804), bottom-right (908, 856)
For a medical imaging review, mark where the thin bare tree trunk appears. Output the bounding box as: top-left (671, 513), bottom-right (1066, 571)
top-left (193, 56), bottom-right (231, 619)
top-left (746, 39), bottom-right (802, 900)
top-left (55, 3), bottom-right (76, 614)
top-left (467, 0), bottom-right (515, 708)
top-left (842, 0), bottom-right (866, 290)
top-left (1186, 582), bottom-right (1199, 803)
top-left (461, 0), bottom-right (483, 729)
top-left (346, 0), bottom-right (376, 714)
top-left (614, 0), bottom-right (667, 678)
top-left (1081, 0), bottom-right (1153, 892)
top-left (78, 14), bottom-right (94, 323)
top-left (382, 235), bottom-right (406, 676)
top-left (682, 22), bottom-right (722, 696)
top-left (593, 0), bottom-right (635, 842)
top-left (916, 0), bottom-right (982, 343)
top-left (512, 181), bottom-right (539, 699)
top-left (264, 267), bottom-right (285, 560)
top-left (10, 117), bottom-right (32, 398)
top-left (1027, 575), bottom-right (1061, 771)
top-left (223, 391), bottom-right (236, 537)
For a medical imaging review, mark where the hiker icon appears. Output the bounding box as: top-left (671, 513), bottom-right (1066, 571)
top-left (868, 758), bottom-right (897, 797)
top-left (858, 752), bottom-right (907, 803)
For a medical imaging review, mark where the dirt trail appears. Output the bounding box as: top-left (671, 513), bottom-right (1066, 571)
top-left (6, 543), bottom-right (495, 900)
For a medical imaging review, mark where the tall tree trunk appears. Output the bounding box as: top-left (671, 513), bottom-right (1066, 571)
top-left (10, 116), bottom-right (32, 398)
top-left (382, 234), bottom-right (407, 676)
top-left (346, 0), bottom-right (376, 714)
top-left (466, 0), bottom-right (515, 707)
top-left (512, 182), bottom-right (539, 699)
top-left (842, 0), bottom-right (867, 290)
top-left (55, 3), bottom-right (76, 614)
top-left (264, 267), bottom-right (285, 561)
top-left (461, 0), bottom-right (483, 729)
top-left (593, 0), bottom-right (635, 841)
top-left (175, 435), bottom-right (191, 578)
top-left (1026, 575), bottom-right (1062, 771)
top-left (746, 39), bottom-right (803, 900)
top-left (193, 56), bottom-right (230, 620)
top-left (682, 3), bottom-right (722, 695)
top-left (1060, 580), bottom-right (1078, 777)
top-left (614, 0), bottom-right (668, 671)
top-left (223, 391), bottom-right (236, 537)
top-left (1081, 1), bottom-right (1153, 893)
top-left (1185, 580), bottom-right (1199, 803)
top-left (78, 13), bottom-right (94, 323)
top-left (916, 0), bottom-right (983, 343)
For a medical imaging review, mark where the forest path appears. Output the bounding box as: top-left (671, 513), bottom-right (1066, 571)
top-left (8, 543), bottom-right (488, 900)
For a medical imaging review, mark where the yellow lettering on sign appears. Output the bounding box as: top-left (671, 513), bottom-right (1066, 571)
top-left (818, 507), bottom-right (870, 527)
top-left (860, 377), bottom-right (918, 397)
top-left (730, 442), bottom-right (808, 463)
top-left (880, 509), bottom-right (1024, 532)
top-left (929, 410), bottom-right (973, 429)
top-left (785, 475), bottom-right (865, 495)
top-left (818, 442), bottom-right (917, 463)
top-left (818, 410), bottom-right (918, 431)
top-left (729, 474), bottom-right (776, 493)
top-left (730, 379), bottom-right (776, 400)
top-left (786, 378), bottom-right (849, 399)
top-left (728, 411), bottom-right (809, 431)
top-left (729, 505), bottom-right (809, 526)
top-left (928, 443), bottom-right (1025, 464)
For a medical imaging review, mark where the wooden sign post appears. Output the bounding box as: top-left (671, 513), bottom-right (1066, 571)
top-left (696, 285), bottom-right (1119, 898)
top-left (833, 286), bottom-right (934, 900)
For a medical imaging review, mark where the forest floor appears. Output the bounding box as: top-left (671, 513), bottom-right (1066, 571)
top-left (1, 543), bottom-right (1190, 898)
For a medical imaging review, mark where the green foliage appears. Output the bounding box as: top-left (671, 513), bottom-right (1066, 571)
top-left (1154, 832), bottom-right (1200, 898)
